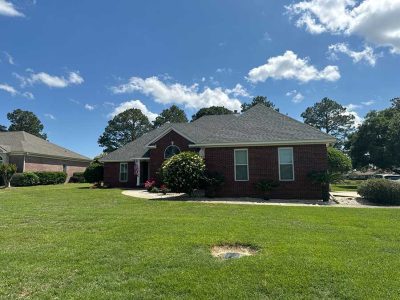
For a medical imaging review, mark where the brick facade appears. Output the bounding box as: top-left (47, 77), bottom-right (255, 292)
top-left (205, 145), bottom-right (327, 199)
top-left (103, 162), bottom-right (137, 188)
top-left (24, 155), bottom-right (89, 180)
top-left (103, 129), bottom-right (328, 199)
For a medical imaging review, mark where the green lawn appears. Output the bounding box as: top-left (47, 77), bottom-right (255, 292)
top-left (331, 180), bottom-right (364, 192)
top-left (1, 184), bottom-right (400, 299)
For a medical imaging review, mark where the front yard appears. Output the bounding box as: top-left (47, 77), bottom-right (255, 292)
top-left (1, 184), bottom-right (400, 299)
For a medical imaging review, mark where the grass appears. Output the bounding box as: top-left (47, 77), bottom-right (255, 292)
top-left (1, 184), bottom-right (400, 299)
top-left (331, 180), bottom-right (364, 192)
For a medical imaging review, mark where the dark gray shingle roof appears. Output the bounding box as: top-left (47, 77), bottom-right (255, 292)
top-left (0, 131), bottom-right (91, 161)
top-left (101, 104), bottom-right (335, 162)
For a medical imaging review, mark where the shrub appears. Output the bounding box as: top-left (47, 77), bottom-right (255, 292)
top-left (149, 186), bottom-right (160, 193)
top-left (144, 179), bottom-right (156, 191)
top-left (160, 184), bottom-right (170, 195)
top-left (201, 171), bottom-right (224, 198)
top-left (358, 179), bottom-right (400, 205)
top-left (308, 171), bottom-right (343, 202)
top-left (69, 172), bottom-right (86, 183)
top-left (161, 151), bottom-right (205, 195)
top-left (0, 164), bottom-right (17, 188)
top-left (328, 147), bottom-right (352, 174)
top-left (254, 179), bottom-right (279, 200)
top-left (83, 162), bottom-right (103, 184)
top-left (11, 173), bottom-right (40, 187)
top-left (34, 172), bottom-right (67, 185)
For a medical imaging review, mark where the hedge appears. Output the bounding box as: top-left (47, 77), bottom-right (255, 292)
top-left (69, 172), bottom-right (86, 183)
top-left (11, 173), bottom-right (40, 187)
top-left (34, 172), bottom-right (67, 185)
top-left (358, 179), bottom-right (400, 205)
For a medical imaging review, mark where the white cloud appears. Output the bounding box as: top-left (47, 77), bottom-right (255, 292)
top-left (111, 76), bottom-right (243, 111)
top-left (16, 71), bottom-right (84, 88)
top-left (0, 83), bottom-right (17, 95)
top-left (224, 84), bottom-right (251, 98)
top-left (328, 43), bottom-right (377, 66)
top-left (0, 83), bottom-right (34, 99)
top-left (44, 113), bottom-right (56, 120)
top-left (247, 50), bottom-right (340, 83)
top-left (361, 100), bottom-right (375, 106)
top-left (84, 104), bottom-right (95, 111)
top-left (345, 103), bottom-right (363, 126)
top-left (286, 0), bottom-right (400, 54)
top-left (286, 90), bottom-right (305, 103)
top-left (109, 99), bottom-right (158, 121)
top-left (0, 0), bottom-right (24, 17)
top-left (3, 51), bottom-right (15, 65)
top-left (216, 67), bottom-right (233, 74)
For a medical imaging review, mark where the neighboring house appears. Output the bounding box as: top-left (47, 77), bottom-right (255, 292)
top-left (0, 131), bottom-right (91, 180)
top-left (100, 104), bottom-right (336, 199)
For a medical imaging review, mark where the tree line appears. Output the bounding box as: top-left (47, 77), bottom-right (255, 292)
top-left (3, 96), bottom-right (399, 172)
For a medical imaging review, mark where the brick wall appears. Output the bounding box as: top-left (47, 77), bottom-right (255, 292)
top-left (205, 144), bottom-right (328, 199)
top-left (24, 156), bottom-right (89, 180)
top-left (103, 162), bottom-right (137, 188)
top-left (149, 130), bottom-right (195, 181)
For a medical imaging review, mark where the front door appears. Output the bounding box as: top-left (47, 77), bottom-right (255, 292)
top-left (140, 161), bottom-right (149, 184)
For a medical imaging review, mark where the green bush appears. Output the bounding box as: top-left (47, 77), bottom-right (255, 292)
top-left (34, 172), bottom-right (67, 185)
top-left (201, 171), bottom-right (224, 198)
top-left (358, 179), bottom-right (400, 205)
top-left (327, 147), bottom-right (352, 174)
top-left (83, 162), bottom-right (103, 184)
top-left (11, 173), bottom-right (40, 187)
top-left (161, 151), bottom-right (205, 195)
top-left (0, 163), bottom-right (17, 188)
top-left (69, 172), bottom-right (86, 183)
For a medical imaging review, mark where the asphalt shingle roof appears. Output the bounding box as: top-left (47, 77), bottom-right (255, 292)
top-left (0, 131), bottom-right (91, 161)
top-left (101, 104), bottom-right (335, 162)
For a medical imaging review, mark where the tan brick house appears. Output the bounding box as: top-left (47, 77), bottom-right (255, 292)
top-left (0, 131), bottom-right (91, 180)
top-left (100, 104), bottom-right (336, 199)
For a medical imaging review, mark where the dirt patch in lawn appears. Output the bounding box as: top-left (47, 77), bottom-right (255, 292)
top-left (211, 244), bottom-right (259, 259)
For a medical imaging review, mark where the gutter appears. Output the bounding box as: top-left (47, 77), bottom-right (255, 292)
top-left (188, 139), bottom-right (336, 148)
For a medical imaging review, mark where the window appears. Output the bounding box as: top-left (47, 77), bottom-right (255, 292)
top-left (234, 149), bottom-right (249, 181)
top-left (278, 148), bottom-right (294, 181)
top-left (119, 163), bottom-right (128, 182)
top-left (164, 145), bottom-right (180, 159)
top-left (63, 164), bottom-right (67, 173)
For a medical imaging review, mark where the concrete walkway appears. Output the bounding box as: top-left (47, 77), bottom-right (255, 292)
top-left (122, 189), bottom-right (400, 209)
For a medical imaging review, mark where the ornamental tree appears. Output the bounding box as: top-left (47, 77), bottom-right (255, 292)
top-left (0, 164), bottom-right (17, 188)
top-left (161, 151), bottom-right (205, 195)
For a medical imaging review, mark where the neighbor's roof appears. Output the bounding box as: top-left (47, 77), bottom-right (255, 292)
top-left (101, 104), bottom-right (336, 162)
top-left (0, 131), bottom-right (91, 161)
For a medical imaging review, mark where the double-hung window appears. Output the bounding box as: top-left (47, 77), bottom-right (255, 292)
top-left (234, 149), bottom-right (249, 181)
top-left (278, 148), bottom-right (294, 181)
top-left (119, 163), bottom-right (128, 182)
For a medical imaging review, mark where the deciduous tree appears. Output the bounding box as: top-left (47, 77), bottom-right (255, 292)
top-left (153, 105), bottom-right (188, 128)
top-left (241, 96), bottom-right (278, 112)
top-left (98, 108), bottom-right (152, 153)
top-left (191, 106), bottom-right (233, 121)
top-left (301, 98), bottom-right (355, 147)
top-left (7, 109), bottom-right (47, 139)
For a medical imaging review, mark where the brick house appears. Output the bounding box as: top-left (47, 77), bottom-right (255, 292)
top-left (0, 131), bottom-right (91, 180)
top-left (100, 104), bottom-right (336, 199)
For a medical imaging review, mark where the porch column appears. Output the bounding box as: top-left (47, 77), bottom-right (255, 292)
top-left (136, 160), bottom-right (141, 186)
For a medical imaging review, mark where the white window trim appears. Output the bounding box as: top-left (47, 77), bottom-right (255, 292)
top-left (234, 149), bottom-right (249, 182)
top-left (278, 147), bottom-right (295, 182)
top-left (119, 162), bottom-right (128, 183)
top-left (164, 145), bottom-right (181, 159)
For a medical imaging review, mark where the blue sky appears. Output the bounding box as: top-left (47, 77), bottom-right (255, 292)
top-left (1, 0), bottom-right (399, 158)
